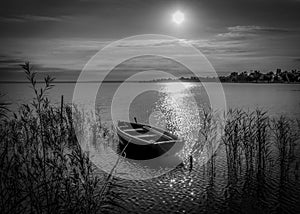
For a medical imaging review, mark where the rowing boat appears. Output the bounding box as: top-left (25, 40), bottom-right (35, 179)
top-left (116, 121), bottom-right (184, 160)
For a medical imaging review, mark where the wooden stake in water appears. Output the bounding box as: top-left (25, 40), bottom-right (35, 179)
top-left (60, 95), bottom-right (64, 123)
top-left (189, 155), bottom-right (193, 172)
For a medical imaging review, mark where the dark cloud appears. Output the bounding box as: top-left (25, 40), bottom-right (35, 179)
top-left (0, 58), bottom-right (23, 65)
top-left (0, 15), bottom-right (70, 23)
top-left (0, 55), bottom-right (25, 68)
top-left (0, 63), bottom-right (81, 82)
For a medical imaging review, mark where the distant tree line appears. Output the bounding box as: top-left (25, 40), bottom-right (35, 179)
top-left (218, 69), bottom-right (300, 83)
top-left (148, 69), bottom-right (300, 83)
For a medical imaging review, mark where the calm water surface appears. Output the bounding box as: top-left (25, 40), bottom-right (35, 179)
top-left (1, 82), bottom-right (300, 119)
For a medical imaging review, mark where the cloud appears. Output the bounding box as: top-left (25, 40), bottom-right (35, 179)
top-left (0, 38), bottom-right (112, 80)
top-left (217, 25), bottom-right (291, 40)
top-left (0, 58), bottom-right (22, 65)
top-left (0, 55), bottom-right (25, 68)
top-left (0, 15), bottom-right (71, 23)
top-left (114, 39), bottom-right (185, 48)
top-left (0, 17), bottom-right (25, 23)
top-left (228, 25), bottom-right (290, 33)
top-left (182, 38), bottom-right (249, 56)
top-left (111, 37), bottom-right (250, 57)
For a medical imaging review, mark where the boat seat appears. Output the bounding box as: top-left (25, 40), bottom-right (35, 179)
top-left (123, 128), bottom-right (144, 132)
top-left (154, 140), bottom-right (181, 144)
top-left (136, 134), bottom-right (157, 138)
top-left (143, 126), bottom-right (173, 140)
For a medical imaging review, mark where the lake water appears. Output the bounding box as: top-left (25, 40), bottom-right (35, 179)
top-left (1, 82), bottom-right (300, 120)
top-left (1, 82), bottom-right (300, 213)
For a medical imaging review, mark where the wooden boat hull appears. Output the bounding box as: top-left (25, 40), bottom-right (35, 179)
top-left (116, 121), bottom-right (183, 160)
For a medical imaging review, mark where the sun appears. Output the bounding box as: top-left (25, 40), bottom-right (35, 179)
top-left (172, 10), bottom-right (184, 25)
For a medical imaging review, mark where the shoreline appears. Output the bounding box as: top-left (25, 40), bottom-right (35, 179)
top-left (1, 80), bottom-right (300, 84)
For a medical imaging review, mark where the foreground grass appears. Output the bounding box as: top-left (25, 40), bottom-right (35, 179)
top-left (219, 109), bottom-right (300, 212)
top-left (222, 109), bottom-right (299, 180)
top-left (0, 63), bottom-right (124, 214)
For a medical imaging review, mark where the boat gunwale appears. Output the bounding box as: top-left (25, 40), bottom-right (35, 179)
top-left (116, 121), bottom-right (180, 145)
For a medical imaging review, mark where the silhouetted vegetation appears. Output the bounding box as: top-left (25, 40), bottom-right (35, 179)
top-left (219, 69), bottom-right (300, 83)
top-left (220, 109), bottom-right (300, 213)
top-left (147, 68), bottom-right (300, 83)
top-left (0, 93), bottom-right (10, 119)
top-left (0, 63), bottom-right (125, 214)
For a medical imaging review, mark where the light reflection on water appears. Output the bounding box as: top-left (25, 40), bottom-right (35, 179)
top-left (153, 82), bottom-right (208, 163)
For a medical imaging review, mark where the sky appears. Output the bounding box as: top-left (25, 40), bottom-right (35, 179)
top-left (0, 0), bottom-right (300, 81)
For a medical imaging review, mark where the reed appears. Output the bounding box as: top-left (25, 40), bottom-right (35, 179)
top-left (219, 108), bottom-right (300, 212)
top-left (222, 109), bottom-right (273, 178)
top-left (271, 116), bottom-right (298, 182)
top-left (0, 63), bottom-right (125, 213)
top-left (198, 109), bottom-right (219, 177)
top-left (222, 109), bottom-right (244, 179)
top-left (0, 93), bottom-right (10, 119)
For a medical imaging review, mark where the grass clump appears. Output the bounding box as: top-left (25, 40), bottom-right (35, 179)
top-left (220, 108), bottom-right (299, 212)
top-left (0, 62), bottom-right (125, 214)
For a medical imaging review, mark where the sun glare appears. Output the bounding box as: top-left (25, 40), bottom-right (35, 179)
top-left (172, 10), bottom-right (185, 25)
